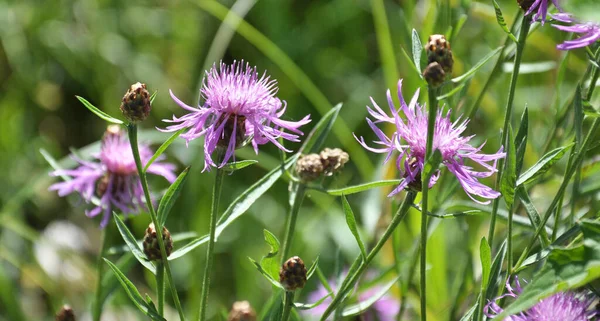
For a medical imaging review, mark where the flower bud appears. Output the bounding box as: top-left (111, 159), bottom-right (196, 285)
top-left (120, 82), bottom-right (151, 123)
top-left (56, 305), bottom-right (75, 321)
top-left (295, 154), bottom-right (324, 182)
top-left (217, 114), bottom-right (248, 149)
top-left (143, 223), bottom-right (173, 261)
top-left (517, 0), bottom-right (535, 11)
top-left (279, 256), bottom-right (307, 291)
top-left (426, 34), bottom-right (453, 74)
top-left (319, 148), bottom-right (349, 176)
top-left (423, 62), bottom-right (446, 88)
top-left (227, 301), bottom-right (257, 321)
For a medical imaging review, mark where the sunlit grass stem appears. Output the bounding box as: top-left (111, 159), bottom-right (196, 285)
top-left (92, 228), bottom-right (110, 321)
top-left (280, 184), bottom-right (307, 263)
top-left (488, 16), bottom-right (531, 247)
top-left (157, 262), bottom-right (165, 316)
top-left (280, 291), bottom-right (294, 321)
top-left (127, 124), bottom-right (186, 321)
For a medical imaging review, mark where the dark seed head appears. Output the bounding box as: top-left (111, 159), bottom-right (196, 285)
top-left (517, 0), bottom-right (536, 11)
top-left (143, 223), bottom-right (173, 261)
top-left (120, 82), bottom-right (151, 123)
top-left (319, 148), bottom-right (350, 176)
top-left (56, 305), bottom-right (75, 321)
top-left (425, 35), bottom-right (453, 74)
top-left (227, 301), bottom-right (257, 321)
top-left (279, 256), bottom-right (307, 291)
top-left (295, 153), bottom-right (324, 182)
top-left (423, 62), bottom-right (446, 88)
top-left (216, 114), bottom-right (248, 149)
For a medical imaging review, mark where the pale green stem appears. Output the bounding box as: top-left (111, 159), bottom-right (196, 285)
top-left (127, 124), bottom-right (186, 321)
top-left (280, 291), bottom-right (294, 321)
top-left (280, 184), bottom-right (307, 264)
top-left (93, 228), bottom-right (110, 321)
top-left (157, 262), bottom-right (165, 316)
top-left (487, 16), bottom-right (531, 247)
top-left (199, 160), bottom-right (225, 321)
top-left (319, 191), bottom-right (417, 320)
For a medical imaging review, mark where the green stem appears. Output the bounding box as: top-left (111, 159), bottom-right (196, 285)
top-left (157, 262), bottom-right (165, 316)
top-left (487, 16), bottom-right (531, 247)
top-left (127, 124), bottom-right (186, 321)
top-left (319, 191), bottom-right (417, 321)
top-left (514, 117), bottom-right (600, 269)
top-left (199, 160), bottom-right (225, 321)
top-left (280, 184), bottom-right (307, 263)
top-left (280, 291), bottom-right (294, 321)
top-left (92, 228), bottom-right (111, 321)
top-left (398, 238), bottom-right (421, 321)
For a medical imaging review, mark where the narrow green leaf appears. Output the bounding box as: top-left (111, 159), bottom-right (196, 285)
top-left (515, 108), bottom-right (529, 174)
top-left (324, 180), bottom-right (402, 196)
top-left (144, 128), bottom-right (185, 172)
top-left (411, 29), bottom-right (423, 76)
top-left (298, 103), bottom-right (342, 155)
top-left (249, 257), bottom-right (285, 290)
top-left (574, 85), bottom-right (584, 146)
top-left (168, 156), bottom-right (298, 261)
top-left (306, 256), bottom-right (319, 280)
top-left (106, 232), bottom-right (197, 255)
top-left (294, 293), bottom-right (332, 310)
top-left (517, 187), bottom-right (550, 246)
top-left (341, 277), bottom-right (400, 316)
top-left (157, 167), bottom-right (190, 226)
top-left (261, 229), bottom-right (281, 279)
top-left (103, 259), bottom-right (165, 321)
top-left (100, 252), bottom-right (136, 303)
top-left (436, 83), bottom-right (466, 100)
top-left (113, 213), bottom-right (156, 274)
top-left (149, 90), bottom-right (158, 104)
top-left (479, 237), bottom-right (492, 291)
top-left (495, 220), bottom-right (600, 318)
top-left (76, 96), bottom-right (124, 124)
top-left (400, 47), bottom-right (423, 79)
top-left (501, 126), bottom-right (517, 208)
top-left (452, 46), bottom-right (504, 83)
top-left (517, 143), bottom-right (574, 186)
top-left (221, 160), bottom-right (259, 172)
top-left (484, 241), bottom-right (507, 303)
top-left (459, 301), bottom-right (478, 321)
top-left (342, 195), bottom-right (367, 260)
top-left (263, 229), bottom-right (280, 256)
top-left (492, 0), bottom-right (518, 42)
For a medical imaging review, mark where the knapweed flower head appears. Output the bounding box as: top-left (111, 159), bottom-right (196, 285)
top-left (485, 276), bottom-right (599, 320)
top-left (355, 80), bottom-right (504, 203)
top-left (162, 60), bottom-right (311, 171)
top-left (303, 272), bottom-right (399, 321)
top-left (520, 0), bottom-right (561, 25)
top-left (552, 13), bottom-right (600, 50)
top-left (49, 126), bottom-right (176, 228)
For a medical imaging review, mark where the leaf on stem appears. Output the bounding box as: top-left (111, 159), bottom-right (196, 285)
top-left (451, 46), bottom-right (504, 84)
top-left (411, 29), bottom-right (423, 76)
top-left (248, 257), bottom-right (285, 290)
top-left (516, 143), bottom-right (574, 186)
top-left (298, 103), bottom-right (343, 155)
top-left (157, 167), bottom-right (190, 226)
top-left (143, 129), bottom-right (185, 172)
top-left (342, 195), bottom-right (367, 260)
top-left (479, 237), bottom-right (491, 291)
top-left (324, 180), bottom-right (403, 196)
top-left (341, 277), bottom-right (400, 317)
top-left (221, 160), bottom-right (259, 172)
top-left (492, 0), bottom-right (518, 42)
top-left (113, 213), bottom-right (156, 274)
top-left (76, 96), bottom-right (124, 124)
top-left (500, 126), bottom-right (516, 208)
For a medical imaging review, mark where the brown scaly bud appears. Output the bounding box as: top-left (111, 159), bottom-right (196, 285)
top-left (423, 62), bottom-right (446, 88)
top-left (295, 153), bottom-right (324, 182)
top-left (227, 301), bottom-right (257, 321)
top-left (517, 0), bottom-right (535, 11)
top-left (56, 305), bottom-right (75, 321)
top-left (120, 82), bottom-right (151, 123)
top-left (319, 148), bottom-right (349, 176)
top-left (425, 34), bottom-right (453, 74)
top-left (143, 223), bottom-right (173, 261)
top-left (216, 114), bottom-right (248, 148)
top-left (279, 256), bottom-right (307, 291)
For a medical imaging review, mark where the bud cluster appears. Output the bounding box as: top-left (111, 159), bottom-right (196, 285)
top-left (295, 148), bottom-right (349, 182)
top-left (120, 82), bottom-right (151, 123)
top-left (423, 35), bottom-right (453, 87)
top-left (279, 256), bottom-right (307, 291)
top-left (143, 223), bottom-right (173, 261)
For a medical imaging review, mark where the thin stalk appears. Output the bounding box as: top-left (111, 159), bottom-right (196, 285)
top-left (514, 118), bottom-right (600, 269)
top-left (392, 227), bottom-right (404, 321)
top-left (127, 124), bottom-right (186, 321)
top-left (92, 228), bottom-right (111, 321)
top-left (157, 262), bottom-right (165, 316)
top-left (280, 184), bottom-right (307, 263)
top-left (280, 291), bottom-right (294, 321)
top-left (398, 238), bottom-right (421, 321)
top-left (507, 202), bottom-right (515, 273)
top-left (420, 86), bottom-right (439, 321)
top-left (487, 16), bottom-right (531, 247)
top-left (199, 160), bottom-right (225, 321)
top-left (319, 191), bottom-right (417, 321)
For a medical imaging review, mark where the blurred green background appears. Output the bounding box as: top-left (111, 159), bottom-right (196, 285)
top-left (0, 0), bottom-right (596, 320)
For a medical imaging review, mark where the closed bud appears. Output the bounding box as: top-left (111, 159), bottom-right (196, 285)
top-left (56, 305), bottom-right (75, 321)
top-left (319, 148), bottom-right (349, 176)
top-left (279, 256), bottom-right (307, 291)
top-left (423, 62), bottom-right (446, 88)
top-left (227, 301), bottom-right (257, 321)
top-left (295, 154), bottom-right (324, 182)
top-left (120, 82), bottom-right (151, 123)
top-left (426, 34), bottom-right (453, 74)
top-left (517, 0), bottom-right (535, 11)
top-left (143, 223), bottom-right (173, 261)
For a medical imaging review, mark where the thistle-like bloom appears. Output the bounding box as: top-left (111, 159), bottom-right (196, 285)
top-left (485, 276), bottom-right (599, 320)
top-left (355, 80), bottom-right (504, 203)
top-left (161, 61), bottom-right (311, 171)
top-left (49, 127), bottom-right (176, 228)
top-left (552, 13), bottom-right (600, 50)
top-left (303, 275), bottom-right (399, 321)
top-left (522, 0), bottom-right (561, 25)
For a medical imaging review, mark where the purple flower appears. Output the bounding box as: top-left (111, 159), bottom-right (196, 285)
top-left (302, 274), bottom-right (399, 321)
top-left (161, 61), bottom-right (311, 171)
top-left (525, 0), bottom-right (561, 25)
top-left (49, 127), bottom-right (176, 228)
top-left (552, 13), bottom-right (600, 50)
top-left (485, 276), bottom-right (599, 320)
top-left (354, 80), bottom-right (504, 204)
